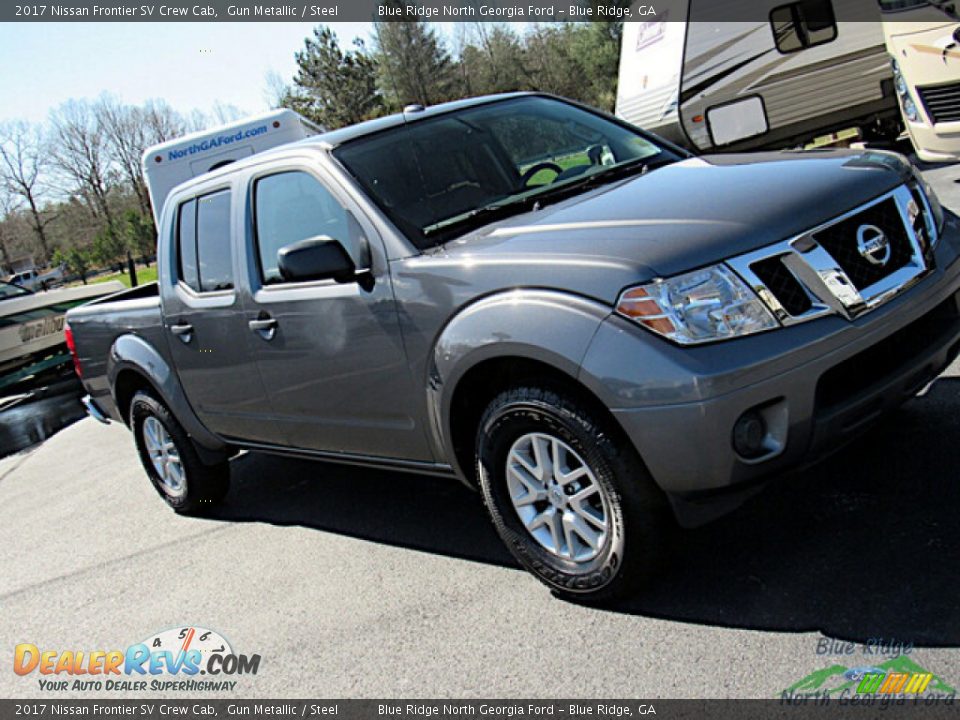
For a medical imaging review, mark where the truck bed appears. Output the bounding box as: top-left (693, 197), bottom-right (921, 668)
top-left (66, 281), bottom-right (168, 419)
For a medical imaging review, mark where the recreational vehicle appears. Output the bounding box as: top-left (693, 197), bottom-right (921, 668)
top-left (882, 1), bottom-right (960, 161)
top-left (616, 0), bottom-right (901, 152)
top-left (142, 109), bottom-right (322, 223)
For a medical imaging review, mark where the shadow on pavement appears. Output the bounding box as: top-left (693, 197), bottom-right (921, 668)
top-left (216, 450), bottom-right (516, 568)
top-left (212, 375), bottom-right (960, 647)
top-left (0, 376), bottom-right (85, 458)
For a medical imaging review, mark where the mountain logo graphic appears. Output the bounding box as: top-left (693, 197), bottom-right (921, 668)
top-left (783, 656), bottom-right (956, 697)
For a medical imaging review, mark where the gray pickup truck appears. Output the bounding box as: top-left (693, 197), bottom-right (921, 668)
top-left (66, 93), bottom-right (960, 600)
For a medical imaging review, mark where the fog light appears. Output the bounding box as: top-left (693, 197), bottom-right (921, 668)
top-left (733, 410), bottom-right (767, 459)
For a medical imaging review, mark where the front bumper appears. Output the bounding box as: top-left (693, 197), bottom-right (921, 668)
top-left (906, 119), bottom-right (960, 164)
top-left (579, 213), bottom-right (960, 510)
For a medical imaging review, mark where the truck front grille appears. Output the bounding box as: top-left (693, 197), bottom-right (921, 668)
top-left (728, 185), bottom-right (933, 326)
top-left (750, 255), bottom-right (813, 316)
top-left (812, 198), bottom-right (913, 291)
top-left (917, 81), bottom-right (960, 124)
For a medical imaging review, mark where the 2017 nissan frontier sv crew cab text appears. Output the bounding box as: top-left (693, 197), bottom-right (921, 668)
top-left (65, 93), bottom-right (960, 600)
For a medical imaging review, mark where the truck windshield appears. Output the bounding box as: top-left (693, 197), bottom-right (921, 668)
top-left (333, 96), bottom-right (678, 247)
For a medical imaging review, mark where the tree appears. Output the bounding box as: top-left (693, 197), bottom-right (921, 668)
top-left (456, 24), bottom-right (529, 96)
top-left (96, 96), bottom-right (152, 220)
top-left (211, 101), bottom-right (245, 125)
top-left (120, 209), bottom-right (155, 260)
top-left (91, 224), bottom-right (126, 269)
top-left (284, 26), bottom-right (383, 129)
top-left (52, 245), bottom-right (92, 285)
top-left (374, 15), bottom-right (457, 109)
top-left (521, 24), bottom-right (588, 102)
top-left (568, 13), bottom-right (627, 111)
top-left (48, 100), bottom-right (117, 234)
top-left (264, 70), bottom-right (289, 110)
top-left (0, 121), bottom-right (55, 261)
top-left (0, 190), bottom-right (16, 270)
top-left (142, 99), bottom-right (186, 144)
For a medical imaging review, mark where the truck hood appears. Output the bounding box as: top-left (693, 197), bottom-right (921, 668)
top-left (436, 150), bottom-right (913, 290)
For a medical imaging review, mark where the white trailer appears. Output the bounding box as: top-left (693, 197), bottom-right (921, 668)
top-left (616, 0), bottom-right (902, 152)
top-left (142, 109), bottom-right (322, 223)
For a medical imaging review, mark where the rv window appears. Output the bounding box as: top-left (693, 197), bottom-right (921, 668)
top-left (177, 199), bottom-right (199, 292)
top-left (253, 171), bottom-right (358, 285)
top-left (770, 0), bottom-right (837, 54)
top-left (195, 190), bottom-right (234, 292)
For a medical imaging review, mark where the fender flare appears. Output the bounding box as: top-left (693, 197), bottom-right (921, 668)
top-left (107, 333), bottom-right (227, 456)
top-left (426, 289), bottom-right (612, 474)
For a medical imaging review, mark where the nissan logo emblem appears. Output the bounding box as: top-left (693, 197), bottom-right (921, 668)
top-left (856, 224), bottom-right (891, 266)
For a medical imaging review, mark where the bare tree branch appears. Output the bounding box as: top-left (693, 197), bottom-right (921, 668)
top-left (0, 120), bottom-right (54, 261)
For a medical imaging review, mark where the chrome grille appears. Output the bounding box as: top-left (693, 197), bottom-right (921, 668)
top-left (728, 185), bottom-right (933, 326)
top-left (917, 81), bottom-right (960, 125)
top-left (750, 255), bottom-right (813, 316)
top-left (812, 198), bottom-right (913, 291)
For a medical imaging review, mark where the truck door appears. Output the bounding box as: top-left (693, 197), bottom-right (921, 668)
top-left (241, 166), bottom-right (433, 461)
top-left (163, 186), bottom-right (279, 443)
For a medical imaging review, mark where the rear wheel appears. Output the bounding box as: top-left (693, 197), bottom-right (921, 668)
top-left (476, 385), bottom-right (671, 602)
top-left (131, 391), bottom-right (229, 514)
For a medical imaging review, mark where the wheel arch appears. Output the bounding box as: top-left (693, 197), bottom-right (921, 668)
top-left (108, 333), bottom-right (228, 462)
top-left (447, 355), bottom-right (640, 488)
top-left (426, 289), bottom-right (631, 486)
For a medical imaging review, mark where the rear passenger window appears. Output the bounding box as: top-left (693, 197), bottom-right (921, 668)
top-left (196, 191), bottom-right (234, 292)
top-left (254, 171), bottom-right (355, 284)
top-left (177, 199), bottom-right (199, 291)
top-left (176, 190), bottom-right (234, 293)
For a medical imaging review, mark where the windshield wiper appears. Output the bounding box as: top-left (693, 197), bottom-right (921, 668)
top-left (422, 194), bottom-right (538, 237)
top-left (528, 156), bottom-right (661, 202)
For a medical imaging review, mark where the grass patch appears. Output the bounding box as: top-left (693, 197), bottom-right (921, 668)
top-left (521, 151), bottom-right (591, 185)
top-left (91, 265), bottom-right (158, 288)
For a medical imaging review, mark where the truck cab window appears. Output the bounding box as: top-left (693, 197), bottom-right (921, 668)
top-left (177, 192), bottom-right (233, 293)
top-left (770, 0), bottom-right (837, 54)
top-left (177, 199), bottom-right (199, 291)
top-left (254, 171), bottom-right (355, 284)
top-left (196, 190), bottom-right (234, 292)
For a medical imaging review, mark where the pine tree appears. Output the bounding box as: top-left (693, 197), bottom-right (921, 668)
top-left (374, 13), bottom-right (457, 109)
top-left (285, 26), bottom-right (383, 129)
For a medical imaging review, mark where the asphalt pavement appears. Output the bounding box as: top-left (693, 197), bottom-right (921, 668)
top-left (1, 159), bottom-right (959, 699)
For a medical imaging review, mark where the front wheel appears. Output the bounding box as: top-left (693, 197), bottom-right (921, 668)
top-left (131, 391), bottom-right (229, 514)
top-left (476, 385), bottom-right (671, 601)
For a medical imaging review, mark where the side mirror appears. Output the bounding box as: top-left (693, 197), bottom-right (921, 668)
top-left (277, 235), bottom-right (357, 284)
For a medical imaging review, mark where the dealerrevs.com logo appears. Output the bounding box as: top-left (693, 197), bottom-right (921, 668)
top-left (13, 626), bottom-right (261, 693)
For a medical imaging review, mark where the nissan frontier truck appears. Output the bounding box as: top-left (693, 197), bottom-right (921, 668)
top-left (65, 93), bottom-right (960, 600)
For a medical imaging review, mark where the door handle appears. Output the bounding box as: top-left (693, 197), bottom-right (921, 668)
top-left (170, 322), bottom-right (193, 343)
top-left (248, 316), bottom-right (278, 340)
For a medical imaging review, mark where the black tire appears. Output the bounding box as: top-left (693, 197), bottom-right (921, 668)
top-left (130, 391), bottom-right (229, 514)
top-left (476, 385), bottom-right (671, 602)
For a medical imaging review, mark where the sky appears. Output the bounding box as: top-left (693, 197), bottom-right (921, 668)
top-left (0, 22), bottom-right (388, 124)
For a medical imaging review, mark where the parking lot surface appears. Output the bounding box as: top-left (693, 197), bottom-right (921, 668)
top-left (1, 159), bottom-right (959, 699)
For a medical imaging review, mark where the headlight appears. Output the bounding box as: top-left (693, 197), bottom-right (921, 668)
top-left (891, 56), bottom-right (921, 122)
top-left (895, 74), bottom-right (908, 97)
top-left (616, 264), bottom-right (779, 345)
top-left (903, 97), bottom-right (921, 123)
top-left (912, 169), bottom-right (945, 243)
